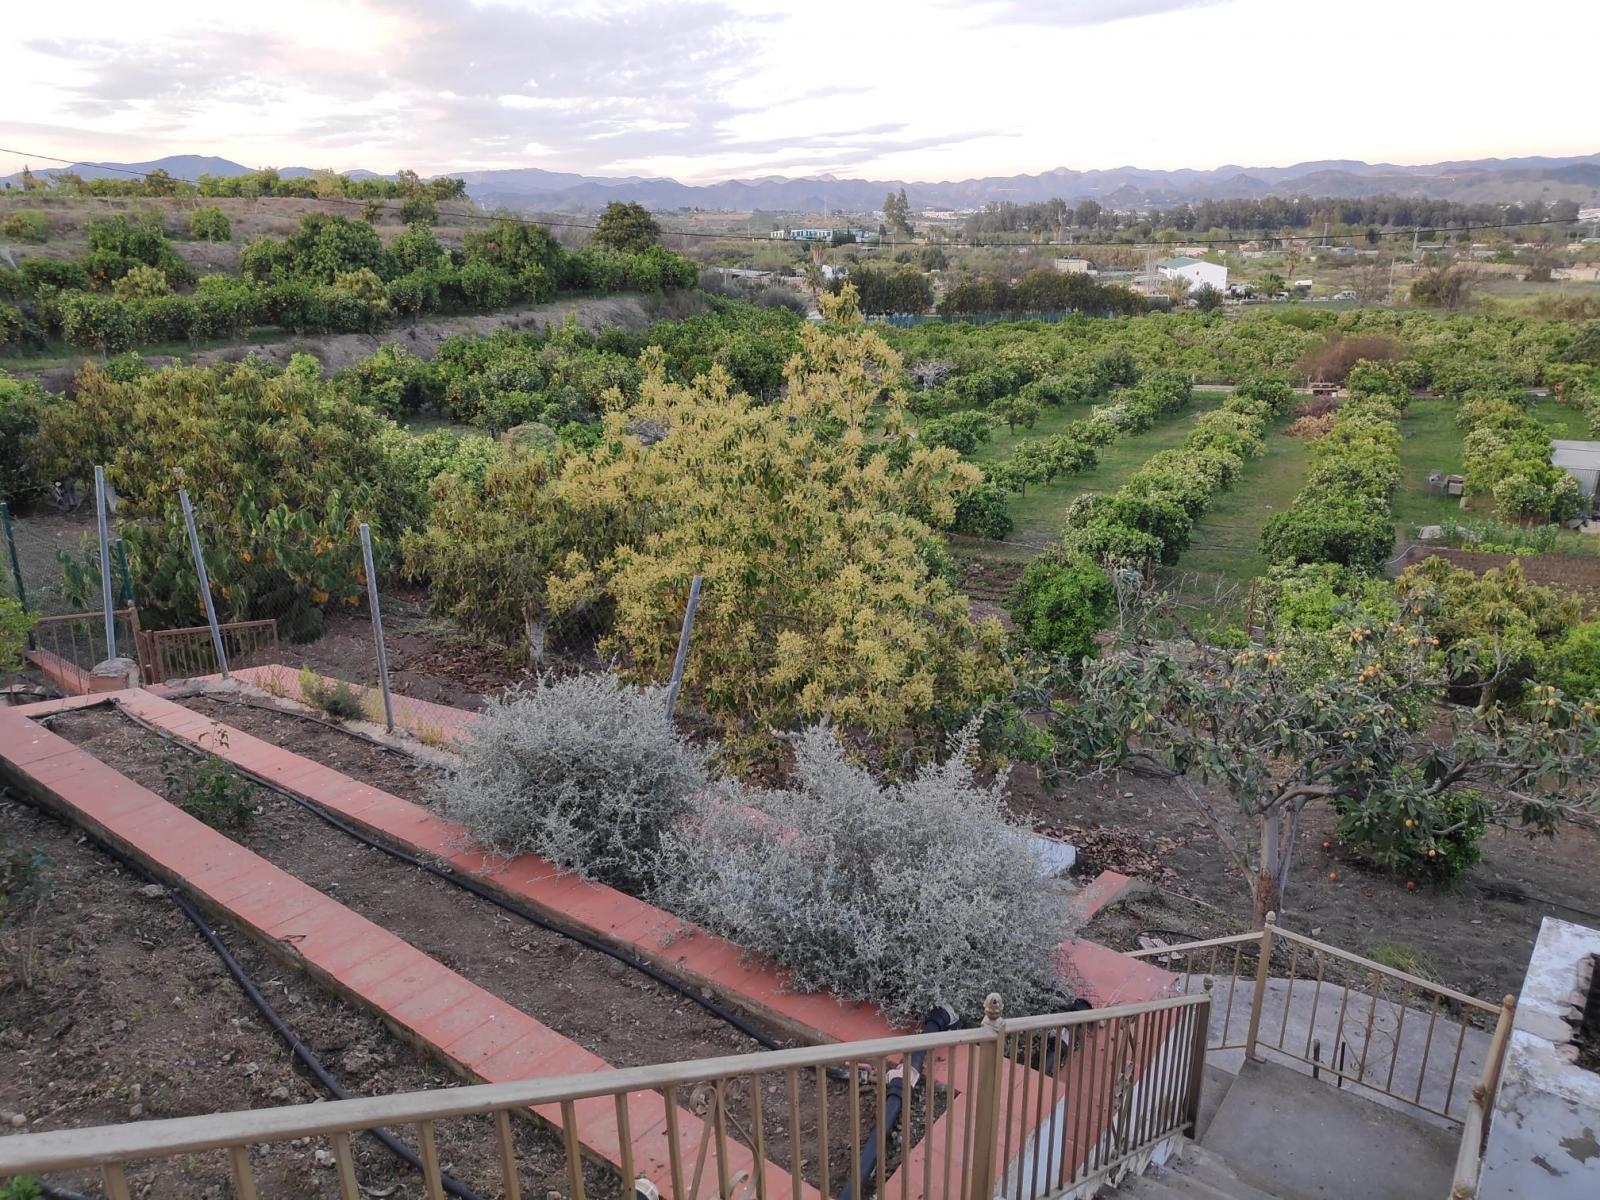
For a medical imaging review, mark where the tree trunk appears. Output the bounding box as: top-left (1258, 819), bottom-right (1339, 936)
top-left (1253, 809), bottom-right (1285, 926)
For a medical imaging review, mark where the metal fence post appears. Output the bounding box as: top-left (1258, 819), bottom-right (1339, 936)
top-left (967, 993), bottom-right (1005, 1200)
top-left (359, 523), bottom-right (396, 733)
top-left (0, 501), bottom-right (30, 651)
top-left (1244, 911), bottom-right (1277, 1062)
top-left (178, 488), bottom-right (229, 679)
top-left (114, 537), bottom-right (134, 608)
top-left (94, 466), bottom-right (117, 660)
top-left (1185, 993), bottom-right (1213, 1134)
top-left (664, 574), bottom-right (703, 718)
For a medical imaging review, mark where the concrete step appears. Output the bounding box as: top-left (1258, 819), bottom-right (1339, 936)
top-left (1104, 1143), bottom-right (1291, 1199)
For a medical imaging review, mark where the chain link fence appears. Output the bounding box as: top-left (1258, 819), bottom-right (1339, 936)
top-left (2, 472), bottom-right (636, 730)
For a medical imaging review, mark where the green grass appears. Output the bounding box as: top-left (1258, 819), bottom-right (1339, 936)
top-left (1168, 415), bottom-right (1314, 606)
top-left (1394, 395), bottom-right (1596, 532)
top-left (973, 396), bottom-right (1226, 543)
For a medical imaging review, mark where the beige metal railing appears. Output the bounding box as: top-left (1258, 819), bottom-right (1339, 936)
top-left (136, 618), bottom-right (280, 683)
top-left (1448, 995), bottom-right (1516, 1199)
top-left (26, 608), bottom-right (141, 691)
top-left (0, 994), bottom-right (1211, 1200)
top-left (1129, 914), bottom-right (1506, 1124)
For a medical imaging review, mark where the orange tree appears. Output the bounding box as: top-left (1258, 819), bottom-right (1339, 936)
top-left (1049, 580), bottom-right (1600, 924)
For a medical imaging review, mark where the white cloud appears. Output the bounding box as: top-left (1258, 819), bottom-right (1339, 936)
top-left (1, 0), bottom-right (1595, 182)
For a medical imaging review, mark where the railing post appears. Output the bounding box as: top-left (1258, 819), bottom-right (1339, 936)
top-left (0, 500), bottom-right (31, 650)
top-left (1185, 994), bottom-right (1212, 1134)
top-left (968, 993), bottom-right (1005, 1200)
top-left (1244, 911), bottom-right (1277, 1062)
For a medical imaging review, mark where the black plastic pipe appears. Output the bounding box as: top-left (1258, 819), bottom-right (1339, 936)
top-left (840, 1004), bottom-right (960, 1200)
top-left (118, 702), bottom-right (848, 1074)
top-left (7, 801), bottom-right (487, 1200)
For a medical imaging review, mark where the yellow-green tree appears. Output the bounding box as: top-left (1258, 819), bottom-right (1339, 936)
top-left (412, 289), bottom-right (1008, 758)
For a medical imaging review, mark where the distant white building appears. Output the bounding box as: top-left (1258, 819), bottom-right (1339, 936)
top-left (1579, 206), bottom-right (1600, 222)
top-left (1156, 256), bottom-right (1228, 293)
top-left (1053, 258), bottom-right (1095, 275)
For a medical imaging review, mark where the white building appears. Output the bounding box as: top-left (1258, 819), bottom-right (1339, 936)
top-left (1052, 258), bottom-right (1096, 275)
top-left (1156, 256), bottom-right (1228, 293)
top-left (1552, 440), bottom-right (1600, 503)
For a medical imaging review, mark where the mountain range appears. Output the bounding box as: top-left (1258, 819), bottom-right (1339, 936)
top-left (7, 153), bottom-right (1600, 213)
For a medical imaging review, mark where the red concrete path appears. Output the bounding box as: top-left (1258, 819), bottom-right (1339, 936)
top-left (221, 669), bottom-right (1180, 1015)
top-left (0, 702), bottom-right (812, 1200)
top-left (121, 684), bottom-right (903, 1046)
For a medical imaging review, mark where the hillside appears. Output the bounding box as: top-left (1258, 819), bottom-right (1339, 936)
top-left (8, 152), bottom-right (1600, 213)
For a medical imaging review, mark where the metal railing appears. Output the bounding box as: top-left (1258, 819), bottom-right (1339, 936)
top-left (1128, 914), bottom-right (1507, 1125)
top-left (1448, 996), bottom-right (1517, 1200)
top-left (0, 993), bottom-right (1212, 1200)
top-left (136, 618), bottom-right (280, 684)
top-left (26, 607), bottom-right (141, 690)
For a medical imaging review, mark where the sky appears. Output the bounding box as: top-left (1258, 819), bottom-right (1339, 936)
top-left (3, 0), bottom-right (1596, 184)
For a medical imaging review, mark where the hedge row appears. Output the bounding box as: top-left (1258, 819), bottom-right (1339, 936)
top-left (1062, 376), bottom-right (1294, 564)
top-left (1260, 375), bottom-right (1405, 575)
top-left (1458, 395), bottom-right (1584, 523)
top-left (12, 247), bottom-right (697, 354)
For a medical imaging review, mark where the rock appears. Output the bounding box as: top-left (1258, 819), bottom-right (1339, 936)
top-left (269, 1087), bottom-right (290, 1102)
top-left (241, 1062), bottom-right (260, 1077)
top-left (128, 1104), bottom-right (143, 1118)
top-left (1418, 524), bottom-right (1444, 541)
top-left (111, 1019), bottom-right (127, 1033)
top-left (138, 884), bottom-right (167, 899)
top-left (314, 1149), bottom-right (336, 1168)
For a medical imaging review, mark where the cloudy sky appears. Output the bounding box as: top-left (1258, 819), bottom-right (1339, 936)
top-left (3, 0), bottom-right (1595, 183)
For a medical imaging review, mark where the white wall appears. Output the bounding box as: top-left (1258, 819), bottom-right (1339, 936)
top-left (1479, 919), bottom-right (1600, 1199)
top-left (1160, 261), bottom-right (1227, 293)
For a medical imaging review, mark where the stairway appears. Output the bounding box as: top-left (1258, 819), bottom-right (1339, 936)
top-left (1109, 1144), bottom-right (1286, 1200)
top-left (1103, 1058), bottom-right (1459, 1200)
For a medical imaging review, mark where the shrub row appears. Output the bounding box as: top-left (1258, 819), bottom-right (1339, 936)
top-left (1458, 395), bottom-right (1584, 523)
top-left (1261, 377), bottom-right (1405, 575)
top-left (1060, 376), bottom-right (1292, 565)
top-left (439, 677), bottom-right (1074, 1023)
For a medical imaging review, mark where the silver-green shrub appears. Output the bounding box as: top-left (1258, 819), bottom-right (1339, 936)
top-left (434, 674), bottom-right (707, 891)
top-left (661, 724), bottom-right (1073, 1023)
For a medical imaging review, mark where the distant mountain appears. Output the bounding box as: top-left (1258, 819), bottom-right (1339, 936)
top-left (0, 155), bottom-right (388, 187)
top-left (6, 151), bottom-right (1599, 213)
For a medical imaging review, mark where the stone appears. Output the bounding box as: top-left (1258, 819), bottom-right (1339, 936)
top-left (138, 884), bottom-right (166, 899)
top-left (314, 1149), bottom-right (336, 1168)
top-left (1418, 525), bottom-right (1444, 540)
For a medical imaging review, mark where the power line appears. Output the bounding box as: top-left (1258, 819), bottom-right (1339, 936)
top-left (0, 143), bottom-right (1586, 251)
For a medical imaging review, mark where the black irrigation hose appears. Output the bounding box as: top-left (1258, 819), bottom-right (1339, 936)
top-left (23, 810), bottom-right (488, 1200)
top-left (39, 1182), bottom-right (95, 1200)
top-left (121, 701), bottom-right (849, 1076)
top-left (162, 884), bottom-right (486, 1200)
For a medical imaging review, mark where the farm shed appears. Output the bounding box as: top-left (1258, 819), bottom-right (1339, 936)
top-left (1552, 439), bottom-right (1600, 500)
top-left (1156, 256), bottom-right (1228, 293)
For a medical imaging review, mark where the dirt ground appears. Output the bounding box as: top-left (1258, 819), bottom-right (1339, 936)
top-left (1013, 763), bottom-right (1600, 1004)
top-left (38, 704), bottom-right (876, 1191)
top-left (264, 597), bottom-right (533, 712)
top-left (0, 789), bottom-right (610, 1200)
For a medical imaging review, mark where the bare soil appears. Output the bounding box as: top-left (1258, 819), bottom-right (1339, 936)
top-left (1013, 764), bottom-right (1600, 1004)
top-left (0, 789), bottom-right (609, 1200)
top-left (264, 598), bottom-right (532, 712)
top-left (37, 705), bottom-right (882, 1192)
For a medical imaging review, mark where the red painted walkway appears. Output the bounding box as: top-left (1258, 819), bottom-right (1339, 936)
top-left (123, 684), bottom-right (903, 1046)
top-left (0, 701), bottom-right (812, 1200)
